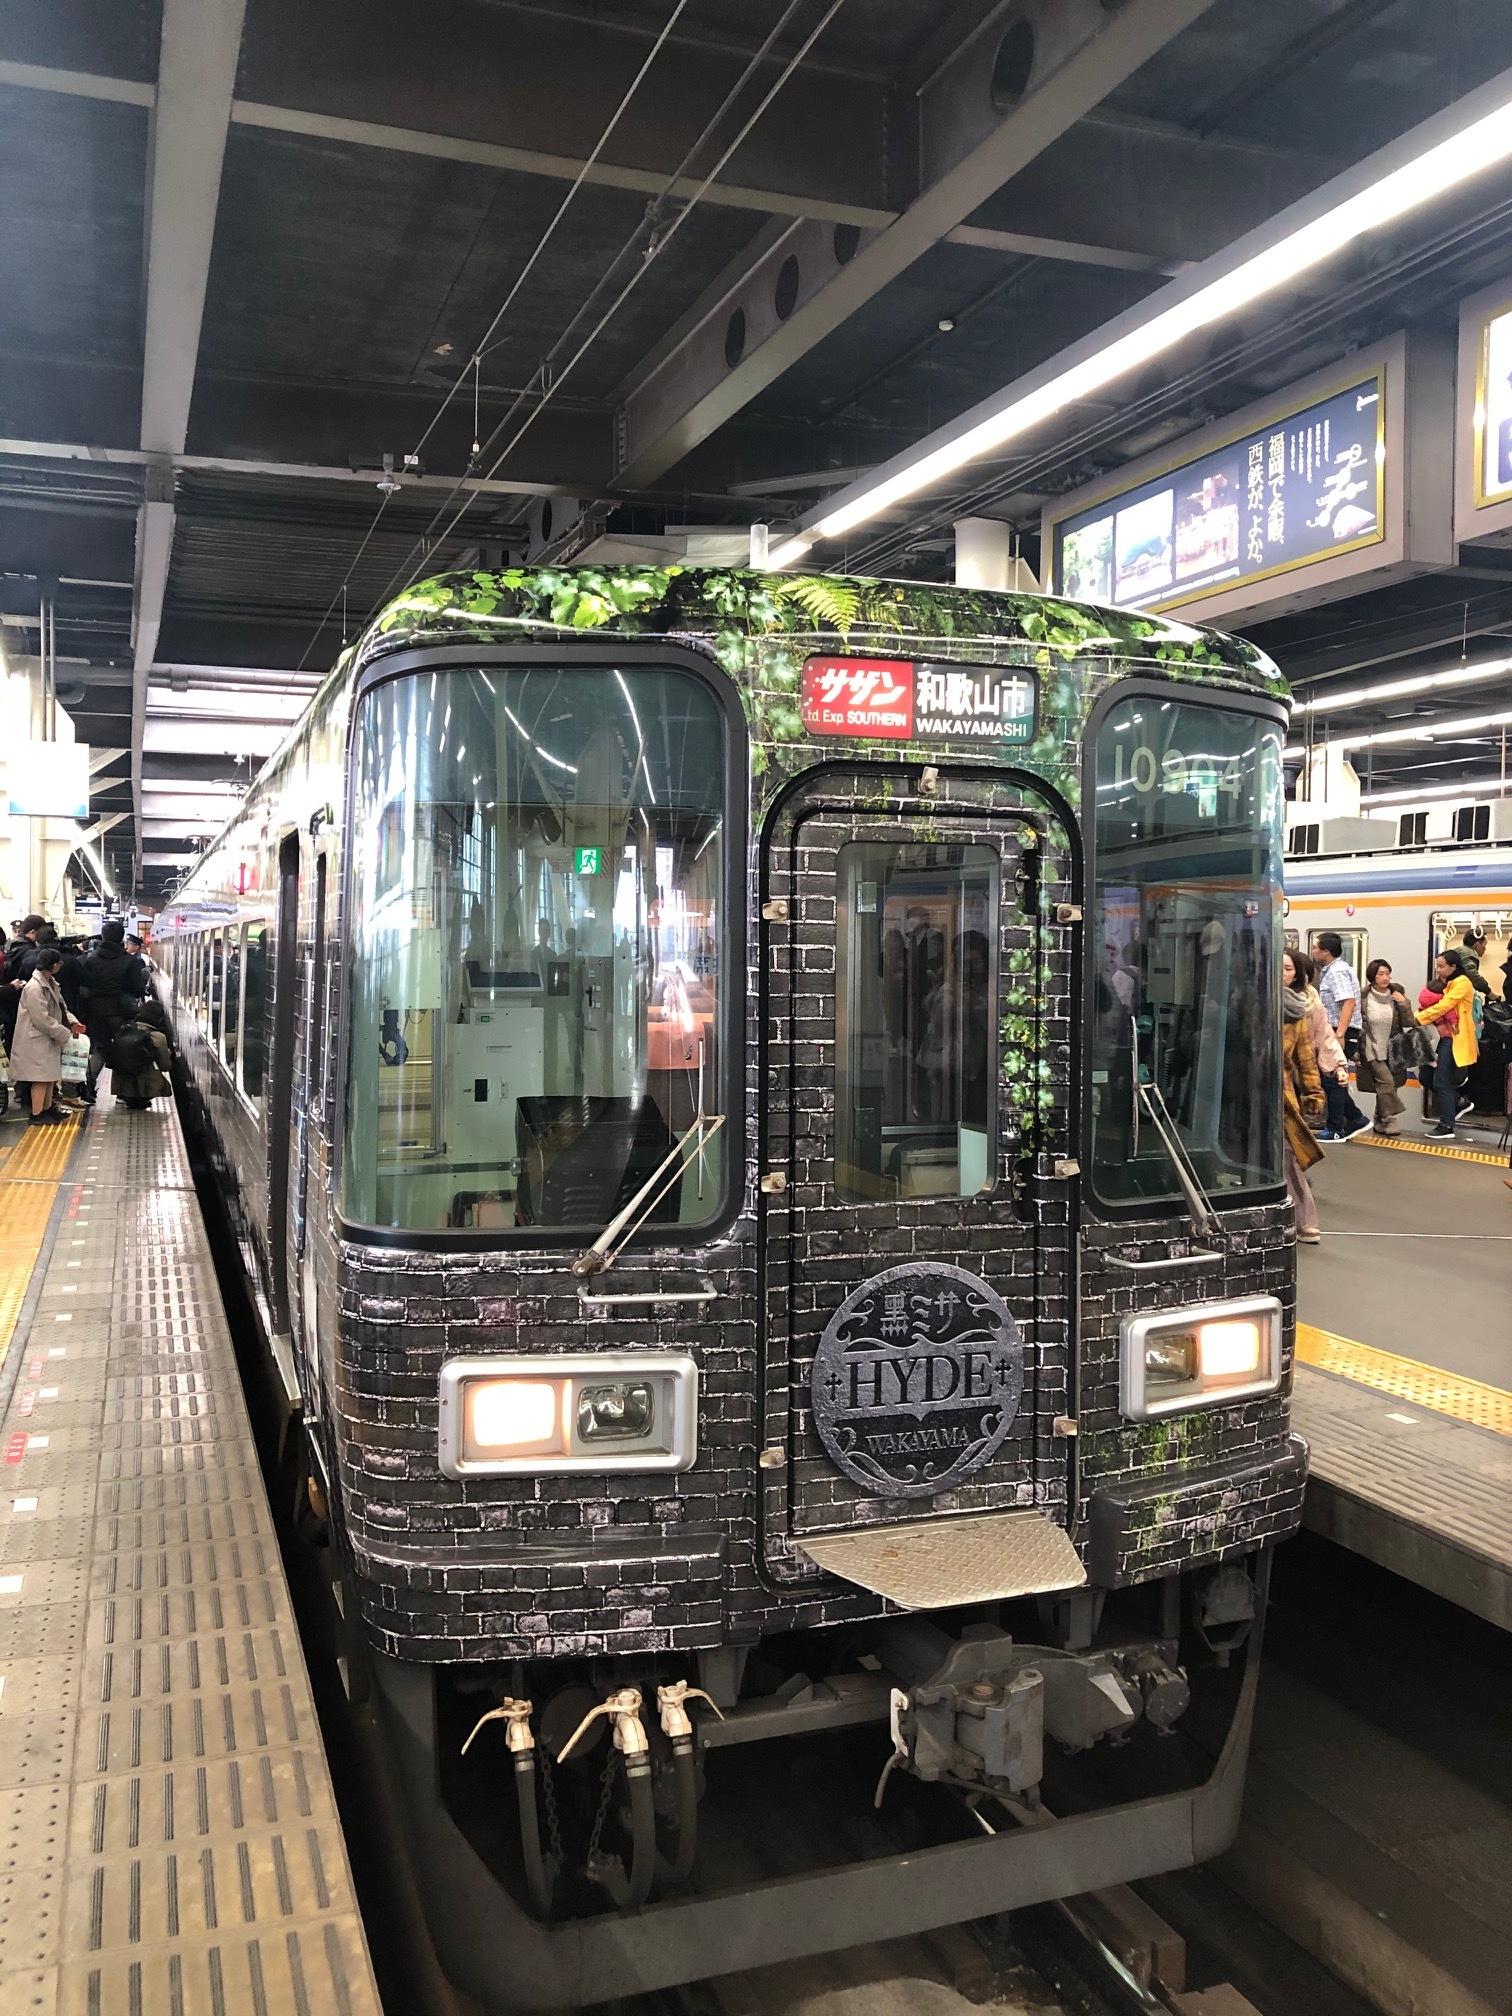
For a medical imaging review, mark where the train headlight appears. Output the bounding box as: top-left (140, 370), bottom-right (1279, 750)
top-left (1120, 1297), bottom-right (1282, 1420)
top-left (467, 1378), bottom-right (567, 1458)
top-left (439, 1354), bottom-right (697, 1476)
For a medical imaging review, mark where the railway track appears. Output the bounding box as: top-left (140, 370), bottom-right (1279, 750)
top-left (633, 1831), bottom-right (1387, 2016)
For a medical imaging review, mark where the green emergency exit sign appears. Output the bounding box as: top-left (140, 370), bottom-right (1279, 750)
top-left (574, 846), bottom-right (602, 875)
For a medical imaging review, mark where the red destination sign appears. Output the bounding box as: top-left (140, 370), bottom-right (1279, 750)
top-left (801, 657), bottom-right (915, 739)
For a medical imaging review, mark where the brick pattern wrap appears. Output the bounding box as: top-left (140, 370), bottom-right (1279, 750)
top-left (152, 609), bottom-right (1304, 1669)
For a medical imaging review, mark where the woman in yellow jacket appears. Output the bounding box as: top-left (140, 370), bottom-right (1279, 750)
top-left (1416, 948), bottom-right (1479, 1139)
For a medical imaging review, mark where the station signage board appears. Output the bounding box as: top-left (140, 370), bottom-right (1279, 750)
top-left (4, 741), bottom-right (89, 819)
top-left (1042, 333), bottom-right (1452, 627)
top-left (1455, 279), bottom-right (1512, 547)
top-left (799, 656), bottom-right (1037, 745)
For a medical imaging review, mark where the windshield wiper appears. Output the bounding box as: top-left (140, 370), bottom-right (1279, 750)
top-left (1136, 1078), bottom-right (1221, 1240)
top-left (572, 1112), bottom-right (727, 1278)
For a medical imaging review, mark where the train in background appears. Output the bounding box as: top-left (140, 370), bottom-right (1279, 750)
top-left (1284, 817), bottom-right (1512, 1113)
top-left (150, 565), bottom-right (1305, 2010)
top-left (1284, 834), bottom-right (1512, 989)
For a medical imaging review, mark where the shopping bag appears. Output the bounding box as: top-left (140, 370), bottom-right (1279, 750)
top-left (60, 1033), bottom-right (90, 1085)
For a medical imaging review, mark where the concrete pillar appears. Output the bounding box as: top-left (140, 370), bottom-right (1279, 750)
top-left (953, 518), bottom-right (1039, 592)
top-left (953, 518), bottom-right (1012, 590)
top-left (1300, 744), bottom-right (1361, 817)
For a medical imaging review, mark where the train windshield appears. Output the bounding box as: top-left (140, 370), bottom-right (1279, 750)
top-left (342, 663), bottom-right (727, 1235)
top-left (1090, 697), bottom-right (1284, 1208)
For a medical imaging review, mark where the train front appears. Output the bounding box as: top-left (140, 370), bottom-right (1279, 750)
top-left (324, 589), bottom-right (1304, 2008)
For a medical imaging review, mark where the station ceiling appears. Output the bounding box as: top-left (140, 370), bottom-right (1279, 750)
top-left (5, 0), bottom-right (1512, 897)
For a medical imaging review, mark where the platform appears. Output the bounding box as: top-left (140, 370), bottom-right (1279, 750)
top-left (1294, 1132), bottom-right (1512, 1630)
top-left (0, 1099), bottom-right (381, 2015)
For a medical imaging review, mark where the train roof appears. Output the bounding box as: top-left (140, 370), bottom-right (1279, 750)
top-left (343, 563), bottom-right (1286, 699)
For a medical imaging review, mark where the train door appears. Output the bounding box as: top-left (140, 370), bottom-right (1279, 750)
top-left (268, 831), bottom-right (300, 1336)
top-left (759, 770), bottom-right (1078, 1595)
top-left (292, 849), bottom-right (328, 1414)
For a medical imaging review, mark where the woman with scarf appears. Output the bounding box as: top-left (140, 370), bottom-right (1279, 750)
top-left (1282, 950), bottom-right (1326, 1243)
top-left (1288, 949), bottom-right (1365, 1140)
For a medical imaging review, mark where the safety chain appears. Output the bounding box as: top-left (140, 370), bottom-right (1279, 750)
top-left (539, 1751), bottom-right (564, 1869)
top-left (585, 1749), bottom-right (618, 1868)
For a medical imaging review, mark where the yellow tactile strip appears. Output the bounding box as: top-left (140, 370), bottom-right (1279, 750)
top-left (0, 1113), bottom-right (81, 1369)
top-left (1354, 1131), bottom-right (1508, 1168)
top-left (1296, 1322), bottom-right (1512, 1438)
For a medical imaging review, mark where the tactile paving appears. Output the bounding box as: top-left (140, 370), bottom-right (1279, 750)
top-left (0, 1100), bottom-right (381, 2015)
top-left (1296, 1322), bottom-right (1512, 1436)
top-left (1352, 1131), bottom-right (1507, 1169)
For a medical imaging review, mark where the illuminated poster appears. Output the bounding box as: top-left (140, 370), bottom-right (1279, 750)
top-left (1052, 372), bottom-right (1385, 614)
top-left (1479, 306), bottom-right (1512, 503)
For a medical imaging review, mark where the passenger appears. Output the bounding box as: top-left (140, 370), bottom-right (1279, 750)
top-left (1, 915), bottom-right (48, 1106)
top-left (1459, 929), bottom-right (1493, 1001)
top-left (79, 920), bottom-right (147, 1107)
top-left (1388, 979), bottom-right (1439, 1114)
top-left (56, 934), bottom-right (89, 1019)
top-left (1359, 959), bottom-right (1415, 1135)
top-left (1313, 931), bottom-right (1363, 1059)
top-left (108, 996), bottom-right (175, 1111)
top-left (123, 932), bottom-right (152, 989)
top-left (1416, 949), bottom-right (1480, 1138)
top-left (1291, 949), bottom-right (1369, 1140)
top-left (1281, 958), bottom-right (1326, 1242)
top-left (12, 947), bottom-right (86, 1126)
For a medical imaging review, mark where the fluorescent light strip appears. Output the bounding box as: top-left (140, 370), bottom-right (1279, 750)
top-left (1359, 776), bottom-right (1512, 807)
top-left (1295, 657), bottom-right (1512, 715)
top-left (1285, 706), bottom-right (1512, 757)
top-left (773, 71), bottom-right (1512, 563)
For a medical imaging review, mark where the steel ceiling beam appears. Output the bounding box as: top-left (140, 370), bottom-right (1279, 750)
top-left (129, 0), bottom-right (247, 887)
top-left (0, 437), bottom-right (542, 499)
top-left (0, 56), bottom-right (1176, 275)
top-left (613, 0), bottom-right (1217, 489)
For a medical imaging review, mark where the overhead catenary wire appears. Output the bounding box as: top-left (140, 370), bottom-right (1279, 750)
top-left (374, 0), bottom-right (849, 611)
top-left (290, 0), bottom-right (700, 675)
top-left (363, 0), bottom-right (826, 613)
top-left (406, 0), bottom-right (695, 471)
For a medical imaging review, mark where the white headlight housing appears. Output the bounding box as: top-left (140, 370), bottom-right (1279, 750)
top-left (438, 1353), bottom-right (698, 1476)
top-left (1120, 1297), bottom-right (1283, 1420)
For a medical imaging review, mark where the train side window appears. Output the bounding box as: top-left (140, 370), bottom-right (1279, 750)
top-left (223, 931), bottom-right (241, 1067)
top-left (311, 854), bottom-right (328, 1117)
top-left (1398, 812), bottom-right (1427, 846)
top-left (241, 923), bottom-right (267, 1099)
top-left (210, 930), bottom-right (225, 1051)
top-left (833, 842), bottom-right (998, 1202)
top-left (342, 662), bottom-right (729, 1236)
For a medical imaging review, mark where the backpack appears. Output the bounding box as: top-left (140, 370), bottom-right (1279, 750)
top-left (1469, 989), bottom-right (1486, 1045)
top-left (109, 1024), bottom-right (157, 1075)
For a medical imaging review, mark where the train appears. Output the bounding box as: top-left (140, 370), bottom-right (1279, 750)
top-left (1285, 841), bottom-right (1512, 1114)
top-left (150, 565), bottom-right (1305, 2010)
top-left (1284, 840), bottom-right (1512, 992)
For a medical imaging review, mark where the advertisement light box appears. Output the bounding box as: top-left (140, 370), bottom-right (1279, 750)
top-left (5, 741), bottom-right (89, 819)
top-left (1456, 279), bottom-right (1512, 547)
top-left (1043, 333), bottom-right (1452, 627)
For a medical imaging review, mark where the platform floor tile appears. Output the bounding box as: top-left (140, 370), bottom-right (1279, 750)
top-left (0, 1102), bottom-right (382, 2015)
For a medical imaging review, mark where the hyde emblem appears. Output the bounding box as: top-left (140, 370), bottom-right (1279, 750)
top-left (809, 1263), bottom-right (1023, 1497)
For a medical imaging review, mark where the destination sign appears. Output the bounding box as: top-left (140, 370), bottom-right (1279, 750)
top-left (800, 657), bottom-right (1037, 745)
top-left (1051, 371), bottom-right (1386, 615)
